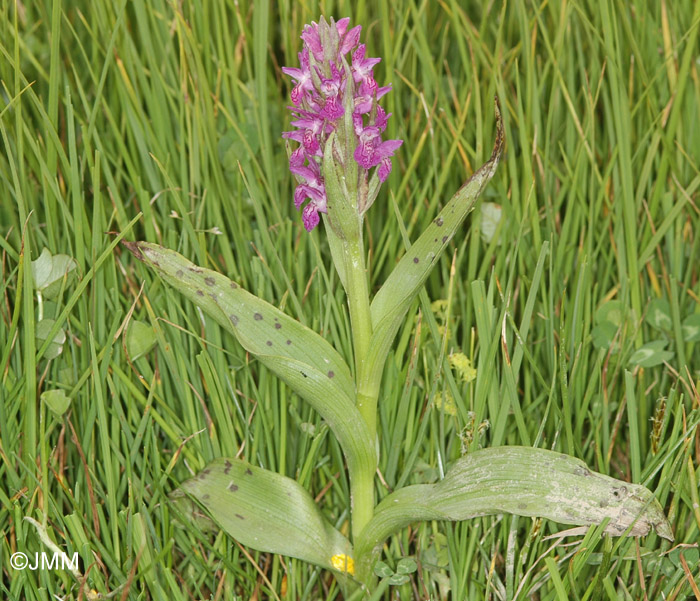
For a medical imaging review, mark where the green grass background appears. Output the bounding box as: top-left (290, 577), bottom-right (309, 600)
top-left (1, 0), bottom-right (699, 599)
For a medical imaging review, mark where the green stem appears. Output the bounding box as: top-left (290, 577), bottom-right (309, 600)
top-left (344, 232), bottom-right (375, 436)
top-left (351, 464), bottom-right (376, 552)
top-left (343, 230), bottom-right (379, 550)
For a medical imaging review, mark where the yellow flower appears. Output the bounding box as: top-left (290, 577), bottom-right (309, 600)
top-left (448, 352), bottom-right (476, 383)
top-left (437, 323), bottom-right (451, 342)
top-left (331, 554), bottom-right (355, 575)
top-left (435, 389), bottom-right (457, 416)
top-left (431, 299), bottom-right (449, 316)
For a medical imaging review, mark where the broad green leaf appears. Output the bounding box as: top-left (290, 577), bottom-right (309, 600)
top-left (356, 447), bottom-right (672, 559)
top-left (126, 243), bottom-right (375, 480)
top-left (681, 314), bottom-right (700, 342)
top-left (170, 493), bottom-right (218, 534)
top-left (125, 319), bottom-right (157, 360)
top-left (396, 557), bottom-right (417, 574)
top-left (36, 318), bottom-right (66, 359)
top-left (171, 458), bottom-right (353, 573)
top-left (58, 367), bottom-right (76, 387)
top-left (31, 248), bottom-right (78, 299)
top-left (628, 340), bottom-right (674, 368)
top-left (667, 546), bottom-right (699, 570)
top-left (374, 561), bottom-right (393, 578)
top-left (367, 99), bottom-right (504, 386)
top-left (41, 389), bottom-right (71, 417)
top-left (595, 300), bottom-right (625, 327)
top-left (591, 322), bottom-right (618, 351)
top-left (645, 299), bottom-right (672, 331)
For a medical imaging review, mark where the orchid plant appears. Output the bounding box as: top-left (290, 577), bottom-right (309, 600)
top-left (125, 17), bottom-right (671, 597)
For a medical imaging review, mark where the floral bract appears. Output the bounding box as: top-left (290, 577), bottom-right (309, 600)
top-left (282, 17), bottom-right (402, 231)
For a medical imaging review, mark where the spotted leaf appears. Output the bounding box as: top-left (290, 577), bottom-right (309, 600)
top-left (356, 446), bottom-right (672, 560)
top-left (367, 98), bottom-right (504, 388)
top-left (171, 458), bottom-right (353, 572)
top-left (125, 242), bottom-right (375, 483)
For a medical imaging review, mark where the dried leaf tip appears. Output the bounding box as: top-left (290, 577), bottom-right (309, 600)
top-left (121, 240), bottom-right (145, 262)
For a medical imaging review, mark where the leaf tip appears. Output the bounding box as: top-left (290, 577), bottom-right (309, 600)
top-left (491, 95), bottom-right (505, 164)
top-left (654, 517), bottom-right (674, 542)
top-left (121, 240), bottom-right (146, 262)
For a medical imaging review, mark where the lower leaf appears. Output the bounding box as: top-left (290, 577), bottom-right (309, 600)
top-left (171, 458), bottom-right (354, 574)
top-left (356, 446), bottom-right (672, 559)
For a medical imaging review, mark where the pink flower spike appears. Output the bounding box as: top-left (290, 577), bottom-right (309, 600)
top-left (335, 17), bottom-right (350, 36)
top-left (290, 163), bottom-right (319, 184)
top-left (377, 158), bottom-right (393, 182)
top-left (354, 134), bottom-right (402, 170)
top-left (375, 84), bottom-right (392, 100)
top-left (375, 106), bottom-right (391, 131)
top-left (282, 16), bottom-right (403, 230)
top-left (293, 186), bottom-right (307, 209)
top-left (354, 138), bottom-right (378, 169)
top-left (352, 112), bottom-right (364, 136)
top-left (375, 139), bottom-right (403, 181)
top-left (301, 23), bottom-right (323, 60)
top-left (352, 45), bottom-right (381, 85)
top-left (340, 25), bottom-right (362, 55)
top-left (302, 202), bottom-right (322, 231)
top-left (319, 65), bottom-right (342, 98)
top-left (282, 129), bottom-right (304, 143)
top-left (289, 147), bottom-right (305, 167)
top-left (375, 138), bottom-right (403, 159)
top-left (320, 95), bottom-right (344, 120)
top-left (353, 96), bottom-right (373, 115)
top-left (294, 183), bottom-right (325, 209)
top-left (281, 65), bottom-right (305, 81)
top-left (282, 49), bottom-right (314, 106)
top-left (302, 129), bottom-right (320, 154)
